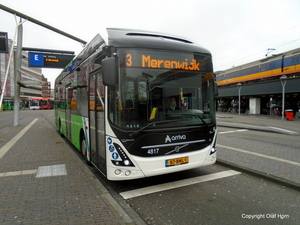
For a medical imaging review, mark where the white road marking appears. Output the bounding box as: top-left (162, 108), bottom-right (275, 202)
top-left (219, 129), bottom-right (249, 134)
top-left (36, 164), bottom-right (67, 178)
top-left (1, 164), bottom-right (68, 178)
top-left (0, 169), bottom-right (37, 177)
top-left (266, 126), bottom-right (298, 135)
top-left (119, 170), bottom-right (241, 199)
top-left (0, 118), bottom-right (39, 159)
top-left (217, 144), bottom-right (300, 166)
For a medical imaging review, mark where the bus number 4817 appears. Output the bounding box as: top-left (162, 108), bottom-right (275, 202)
top-left (147, 148), bottom-right (159, 154)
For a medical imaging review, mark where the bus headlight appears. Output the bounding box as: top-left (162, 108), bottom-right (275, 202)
top-left (210, 135), bottom-right (217, 155)
top-left (111, 143), bottom-right (135, 167)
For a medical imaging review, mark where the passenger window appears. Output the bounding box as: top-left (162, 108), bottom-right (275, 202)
top-left (260, 64), bottom-right (267, 71)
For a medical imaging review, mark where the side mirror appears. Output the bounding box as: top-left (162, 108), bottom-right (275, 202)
top-left (102, 57), bottom-right (117, 87)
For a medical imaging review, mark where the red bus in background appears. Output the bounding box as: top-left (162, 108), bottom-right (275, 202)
top-left (40, 98), bottom-right (54, 109)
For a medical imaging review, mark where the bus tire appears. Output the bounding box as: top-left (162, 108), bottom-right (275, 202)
top-left (81, 134), bottom-right (92, 166)
top-left (59, 121), bottom-right (64, 137)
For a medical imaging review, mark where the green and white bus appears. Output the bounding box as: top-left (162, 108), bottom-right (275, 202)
top-left (54, 28), bottom-right (217, 180)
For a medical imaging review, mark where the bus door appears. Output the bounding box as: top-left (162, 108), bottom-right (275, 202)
top-left (89, 71), bottom-right (106, 173)
top-left (66, 88), bottom-right (73, 139)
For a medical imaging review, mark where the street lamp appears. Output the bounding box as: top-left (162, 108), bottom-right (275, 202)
top-left (280, 75), bottom-right (287, 120)
top-left (237, 82), bottom-right (242, 115)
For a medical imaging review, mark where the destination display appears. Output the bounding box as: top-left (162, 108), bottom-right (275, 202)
top-left (124, 50), bottom-right (201, 71)
top-left (29, 52), bottom-right (74, 68)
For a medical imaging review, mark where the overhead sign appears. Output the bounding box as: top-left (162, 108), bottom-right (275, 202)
top-left (28, 52), bottom-right (74, 68)
top-left (0, 32), bottom-right (8, 53)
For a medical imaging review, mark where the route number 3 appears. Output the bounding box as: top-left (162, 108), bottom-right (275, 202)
top-left (126, 54), bottom-right (132, 67)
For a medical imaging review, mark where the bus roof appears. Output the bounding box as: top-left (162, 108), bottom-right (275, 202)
top-left (75, 28), bottom-right (211, 64)
top-left (30, 98), bottom-right (42, 100)
top-left (105, 28), bottom-right (210, 53)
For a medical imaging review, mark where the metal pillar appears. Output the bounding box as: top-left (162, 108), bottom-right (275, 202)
top-left (13, 19), bottom-right (23, 126)
top-left (280, 75), bottom-right (287, 121)
top-left (237, 82), bottom-right (242, 115)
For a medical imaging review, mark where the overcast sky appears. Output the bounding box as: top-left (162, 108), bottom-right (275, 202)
top-left (1, 0), bottom-right (300, 87)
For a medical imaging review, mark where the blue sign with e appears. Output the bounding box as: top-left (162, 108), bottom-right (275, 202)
top-left (29, 53), bottom-right (44, 67)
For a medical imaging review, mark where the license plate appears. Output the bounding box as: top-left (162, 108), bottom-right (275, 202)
top-left (166, 157), bottom-right (189, 167)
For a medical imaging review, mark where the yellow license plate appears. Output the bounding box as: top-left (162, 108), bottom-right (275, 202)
top-left (166, 157), bottom-right (189, 167)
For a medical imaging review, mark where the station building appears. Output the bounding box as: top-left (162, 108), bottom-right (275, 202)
top-left (215, 49), bottom-right (300, 115)
top-left (0, 39), bottom-right (52, 108)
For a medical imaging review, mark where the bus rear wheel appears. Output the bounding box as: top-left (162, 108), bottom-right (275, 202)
top-left (59, 121), bottom-right (64, 137)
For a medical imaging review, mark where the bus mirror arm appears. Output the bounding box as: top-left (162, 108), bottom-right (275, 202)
top-left (102, 57), bottom-right (117, 87)
top-left (214, 78), bottom-right (219, 96)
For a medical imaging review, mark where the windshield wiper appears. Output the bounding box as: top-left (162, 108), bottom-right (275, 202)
top-left (129, 119), bottom-right (184, 137)
top-left (166, 113), bottom-right (208, 127)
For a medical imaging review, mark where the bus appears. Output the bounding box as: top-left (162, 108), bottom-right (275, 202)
top-left (29, 98), bottom-right (41, 110)
top-left (54, 28), bottom-right (218, 180)
top-left (1, 99), bottom-right (24, 110)
top-left (2, 99), bottom-right (14, 110)
top-left (40, 98), bottom-right (54, 109)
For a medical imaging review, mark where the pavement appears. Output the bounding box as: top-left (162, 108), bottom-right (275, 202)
top-left (216, 111), bottom-right (300, 189)
top-left (217, 112), bottom-right (300, 136)
top-left (0, 111), bottom-right (145, 225)
top-left (0, 110), bottom-right (299, 224)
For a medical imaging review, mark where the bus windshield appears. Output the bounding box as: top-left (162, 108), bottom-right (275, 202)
top-left (108, 49), bottom-right (215, 131)
top-left (30, 99), bottom-right (40, 106)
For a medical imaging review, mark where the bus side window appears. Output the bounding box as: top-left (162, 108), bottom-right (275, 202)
top-left (70, 89), bottom-right (77, 110)
top-left (96, 72), bottom-right (105, 111)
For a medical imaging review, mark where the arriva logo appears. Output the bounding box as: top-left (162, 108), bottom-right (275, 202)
top-left (165, 134), bottom-right (186, 143)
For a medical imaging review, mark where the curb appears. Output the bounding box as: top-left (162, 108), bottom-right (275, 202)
top-left (216, 159), bottom-right (300, 190)
top-left (217, 121), bottom-right (299, 135)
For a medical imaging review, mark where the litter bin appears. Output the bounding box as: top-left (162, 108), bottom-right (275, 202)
top-left (285, 109), bottom-right (294, 121)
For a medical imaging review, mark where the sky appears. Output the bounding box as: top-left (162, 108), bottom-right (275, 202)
top-left (1, 0), bottom-right (300, 88)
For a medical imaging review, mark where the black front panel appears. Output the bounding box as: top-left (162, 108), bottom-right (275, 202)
top-left (126, 128), bottom-right (214, 157)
